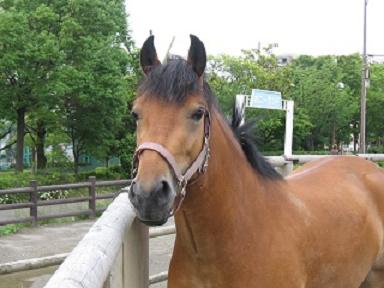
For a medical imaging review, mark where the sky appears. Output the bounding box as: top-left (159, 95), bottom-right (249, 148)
top-left (126, 0), bottom-right (384, 60)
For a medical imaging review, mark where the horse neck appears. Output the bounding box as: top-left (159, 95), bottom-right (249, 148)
top-left (174, 109), bottom-right (276, 257)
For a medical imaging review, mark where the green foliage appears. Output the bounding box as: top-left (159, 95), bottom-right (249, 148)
top-left (0, 170), bottom-right (76, 190)
top-left (0, 166), bottom-right (125, 204)
top-left (290, 55), bottom-right (360, 150)
top-left (0, 0), bottom-right (139, 173)
top-left (0, 224), bottom-right (28, 236)
top-left (119, 133), bottom-right (137, 177)
top-left (207, 51), bottom-right (380, 152)
top-left (208, 48), bottom-right (310, 151)
top-left (367, 64), bottom-right (384, 145)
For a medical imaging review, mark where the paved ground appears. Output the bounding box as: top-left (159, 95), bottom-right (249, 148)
top-left (0, 219), bottom-right (175, 288)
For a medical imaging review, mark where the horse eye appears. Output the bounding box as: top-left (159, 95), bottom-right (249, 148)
top-left (191, 109), bottom-right (205, 121)
top-left (131, 111), bottom-right (139, 121)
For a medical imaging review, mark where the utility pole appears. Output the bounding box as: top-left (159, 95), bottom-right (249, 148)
top-left (359, 0), bottom-right (368, 154)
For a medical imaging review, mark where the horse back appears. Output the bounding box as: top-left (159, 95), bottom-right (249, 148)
top-left (286, 156), bottom-right (384, 287)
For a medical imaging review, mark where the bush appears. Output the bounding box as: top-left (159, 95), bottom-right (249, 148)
top-left (367, 146), bottom-right (384, 154)
top-left (0, 224), bottom-right (27, 236)
top-left (0, 165), bottom-right (128, 204)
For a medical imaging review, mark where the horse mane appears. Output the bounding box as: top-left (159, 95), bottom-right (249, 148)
top-left (231, 105), bottom-right (283, 180)
top-left (138, 56), bottom-right (281, 180)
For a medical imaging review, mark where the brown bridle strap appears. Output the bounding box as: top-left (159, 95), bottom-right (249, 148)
top-left (131, 112), bottom-right (210, 215)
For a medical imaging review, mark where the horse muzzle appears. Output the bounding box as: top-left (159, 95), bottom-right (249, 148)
top-left (128, 179), bottom-right (175, 226)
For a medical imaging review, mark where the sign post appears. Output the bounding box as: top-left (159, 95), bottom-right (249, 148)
top-left (283, 100), bottom-right (294, 158)
top-left (235, 89), bottom-right (294, 175)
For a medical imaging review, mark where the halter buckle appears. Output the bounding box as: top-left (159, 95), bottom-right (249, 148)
top-left (178, 177), bottom-right (188, 195)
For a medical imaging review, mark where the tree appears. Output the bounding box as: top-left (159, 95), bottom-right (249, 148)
top-left (0, 0), bottom-right (137, 174)
top-left (367, 64), bottom-right (384, 148)
top-left (290, 55), bottom-right (359, 150)
top-left (0, 1), bottom-right (60, 171)
top-left (54, 0), bottom-right (133, 174)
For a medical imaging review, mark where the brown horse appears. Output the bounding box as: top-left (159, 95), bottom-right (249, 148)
top-left (128, 35), bottom-right (384, 288)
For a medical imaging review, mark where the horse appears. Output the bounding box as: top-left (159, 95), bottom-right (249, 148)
top-left (128, 35), bottom-right (384, 288)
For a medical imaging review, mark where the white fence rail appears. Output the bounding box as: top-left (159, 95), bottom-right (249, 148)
top-left (44, 190), bottom-right (148, 288)
top-left (3, 153), bottom-right (377, 288)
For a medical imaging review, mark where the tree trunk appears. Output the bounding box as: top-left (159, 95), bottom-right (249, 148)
top-left (72, 141), bottom-right (80, 175)
top-left (105, 156), bottom-right (109, 168)
top-left (73, 151), bottom-right (79, 175)
top-left (331, 123), bottom-right (337, 148)
top-left (36, 121), bottom-right (47, 170)
top-left (74, 157), bottom-right (79, 175)
top-left (16, 108), bottom-right (26, 172)
top-left (31, 146), bottom-right (37, 174)
top-left (353, 122), bottom-right (358, 153)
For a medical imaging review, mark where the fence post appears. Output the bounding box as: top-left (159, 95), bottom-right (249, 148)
top-left (281, 161), bottom-right (294, 177)
top-left (88, 176), bottom-right (96, 219)
top-left (30, 180), bottom-right (38, 226)
top-left (123, 219), bottom-right (149, 288)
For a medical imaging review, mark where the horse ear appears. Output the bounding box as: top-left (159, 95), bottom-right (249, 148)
top-left (187, 35), bottom-right (206, 78)
top-left (140, 35), bottom-right (161, 75)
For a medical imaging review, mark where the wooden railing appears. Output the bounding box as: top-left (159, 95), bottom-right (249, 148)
top-left (0, 177), bottom-right (131, 226)
top-left (43, 189), bottom-right (148, 288)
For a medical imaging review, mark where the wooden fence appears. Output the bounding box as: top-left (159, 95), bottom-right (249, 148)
top-left (0, 177), bottom-right (131, 226)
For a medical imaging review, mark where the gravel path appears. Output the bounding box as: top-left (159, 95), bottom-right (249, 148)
top-left (0, 219), bottom-right (175, 288)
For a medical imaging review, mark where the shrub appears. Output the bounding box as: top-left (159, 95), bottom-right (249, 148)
top-left (367, 146), bottom-right (384, 154)
top-left (0, 224), bottom-right (27, 236)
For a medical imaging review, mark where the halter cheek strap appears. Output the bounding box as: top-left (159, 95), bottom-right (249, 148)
top-left (131, 112), bottom-right (211, 215)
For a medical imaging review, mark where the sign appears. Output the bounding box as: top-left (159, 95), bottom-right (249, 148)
top-left (248, 89), bottom-right (282, 110)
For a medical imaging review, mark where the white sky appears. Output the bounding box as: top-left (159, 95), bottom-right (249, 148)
top-left (126, 0), bottom-right (384, 59)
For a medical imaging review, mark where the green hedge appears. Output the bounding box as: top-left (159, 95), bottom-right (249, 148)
top-left (0, 166), bottom-right (128, 204)
top-left (368, 146), bottom-right (384, 154)
top-left (0, 166), bottom-right (127, 190)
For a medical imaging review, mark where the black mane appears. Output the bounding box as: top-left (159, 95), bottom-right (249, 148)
top-left (231, 106), bottom-right (282, 180)
top-left (139, 56), bottom-right (281, 180)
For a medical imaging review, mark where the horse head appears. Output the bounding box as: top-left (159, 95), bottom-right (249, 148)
top-left (129, 35), bottom-right (211, 226)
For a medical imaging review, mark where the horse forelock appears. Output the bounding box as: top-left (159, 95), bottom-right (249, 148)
top-left (137, 56), bottom-right (216, 109)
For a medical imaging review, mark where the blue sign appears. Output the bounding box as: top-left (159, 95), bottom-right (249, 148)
top-left (249, 89), bottom-right (282, 110)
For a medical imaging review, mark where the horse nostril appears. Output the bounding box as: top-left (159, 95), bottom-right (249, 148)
top-left (128, 183), bottom-right (139, 205)
top-left (154, 180), bottom-right (171, 199)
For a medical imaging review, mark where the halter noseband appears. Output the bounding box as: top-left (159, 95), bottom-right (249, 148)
top-left (130, 112), bottom-right (211, 215)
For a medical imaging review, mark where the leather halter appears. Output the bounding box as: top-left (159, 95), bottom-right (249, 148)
top-left (130, 112), bottom-right (211, 215)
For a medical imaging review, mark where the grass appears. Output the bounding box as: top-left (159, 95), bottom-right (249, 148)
top-left (0, 223), bottom-right (28, 236)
